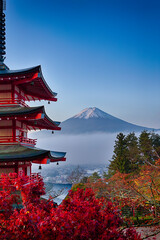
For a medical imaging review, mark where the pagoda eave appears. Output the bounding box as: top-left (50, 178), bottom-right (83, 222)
top-left (50, 157), bottom-right (66, 163)
top-left (25, 94), bottom-right (57, 102)
top-left (0, 106), bottom-right (44, 117)
top-left (0, 105), bottom-right (61, 131)
top-left (0, 65), bottom-right (57, 102)
top-left (24, 120), bottom-right (61, 131)
top-left (33, 157), bottom-right (66, 164)
top-left (0, 145), bottom-right (66, 164)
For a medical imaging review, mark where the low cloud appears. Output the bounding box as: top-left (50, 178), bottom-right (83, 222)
top-left (31, 132), bottom-right (117, 167)
top-left (30, 130), bottom-right (160, 173)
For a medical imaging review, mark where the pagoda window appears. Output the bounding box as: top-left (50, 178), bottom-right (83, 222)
top-left (14, 93), bottom-right (21, 102)
top-left (23, 131), bottom-right (27, 138)
top-left (16, 129), bottom-right (20, 137)
top-left (14, 88), bottom-right (25, 105)
top-left (27, 166), bottom-right (31, 175)
top-left (18, 130), bottom-right (27, 139)
top-left (18, 167), bottom-right (22, 172)
top-left (16, 120), bottom-right (21, 128)
top-left (15, 86), bottom-right (20, 93)
top-left (14, 93), bottom-right (18, 99)
top-left (18, 165), bottom-right (30, 176)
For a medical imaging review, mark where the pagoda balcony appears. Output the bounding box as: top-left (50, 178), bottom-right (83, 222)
top-left (0, 98), bottom-right (28, 107)
top-left (0, 136), bottom-right (37, 146)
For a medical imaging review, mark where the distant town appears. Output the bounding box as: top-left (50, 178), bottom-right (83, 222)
top-left (40, 164), bottom-right (108, 184)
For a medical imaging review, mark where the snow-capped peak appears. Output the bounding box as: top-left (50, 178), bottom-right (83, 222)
top-left (73, 107), bottom-right (115, 120)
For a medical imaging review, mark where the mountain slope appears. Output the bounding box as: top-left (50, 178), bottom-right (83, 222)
top-left (60, 107), bottom-right (156, 134)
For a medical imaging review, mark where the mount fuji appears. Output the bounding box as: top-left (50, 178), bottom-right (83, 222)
top-left (60, 107), bottom-right (157, 134)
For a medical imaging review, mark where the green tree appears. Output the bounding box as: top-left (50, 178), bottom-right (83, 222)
top-left (108, 131), bottom-right (160, 177)
top-left (139, 131), bottom-right (153, 163)
top-left (150, 132), bottom-right (160, 158)
top-left (89, 172), bottom-right (101, 182)
top-left (108, 133), bottom-right (131, 175)
top-left (125, 132), bottom-right (142, 170)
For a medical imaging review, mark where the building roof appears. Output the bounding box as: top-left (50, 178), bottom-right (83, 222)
top-left (0, 144), bottom-right (66, 163)
top-left (0, 65), bottom-right (57, 101)
top-left (0, 105), bottom-right (61, 130)
top-left (0, 105), bottom-right (43, 116)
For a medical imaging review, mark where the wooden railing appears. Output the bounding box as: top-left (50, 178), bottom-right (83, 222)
top-left (0, 98), bottom-right (28, 107)
top-left (0, 136), bottom-right (37, 146)
top-left (19, 137), bottom-right (37, 146)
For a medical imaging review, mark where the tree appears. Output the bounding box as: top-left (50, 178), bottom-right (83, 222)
top-left (139, 131), bottom-right (153, 163)
top-left (107, 159), bottom-right (160, 222)
top-left (89, 172), bottom-right (101, 182)
top-left (108, 131), bottom-right (160, 177)
top-left (0, 173), bottom-right (141, 240)
top-left (67, 166), bottom-right (85, 184)
top-left (108, 133), bottom-right (131, 175)
top-left (150, 132), bottom-right (160, 158)
top-left (125, 132), bottom-right (142, 170)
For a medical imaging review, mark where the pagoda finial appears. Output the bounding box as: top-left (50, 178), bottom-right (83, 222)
top-left (0, 0), bottom-right (6, 69)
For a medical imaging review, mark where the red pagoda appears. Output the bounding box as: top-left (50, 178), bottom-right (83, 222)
top-left (0, 0), bottom-right (66, 175)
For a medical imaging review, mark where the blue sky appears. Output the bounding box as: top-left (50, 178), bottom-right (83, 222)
top-left (4, 0), bottom-right (160, 128)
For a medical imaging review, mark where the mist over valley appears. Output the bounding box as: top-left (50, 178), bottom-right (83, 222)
top-left (31, 107), bottom-right (160, 181)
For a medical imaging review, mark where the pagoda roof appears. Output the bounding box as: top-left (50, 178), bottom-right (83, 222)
top-left (0, 65), bottom-right (57, 101)
top-left (0, 105), bottom-right (61, 131)
top-left (0, 144), bottom-right (66, 164)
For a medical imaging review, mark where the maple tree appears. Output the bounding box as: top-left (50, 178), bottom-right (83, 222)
top-left (86, 160), bottom-right (160, 226)
top-left (0, 173), bottom-right (141, 240)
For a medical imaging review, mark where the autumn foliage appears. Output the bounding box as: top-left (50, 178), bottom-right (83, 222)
top-left (0, 173), bottom-right (141, 240)
top-left (83, 159), bottom-right (160, 234)
top-left (106, 159), bottom-right (160, 218)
